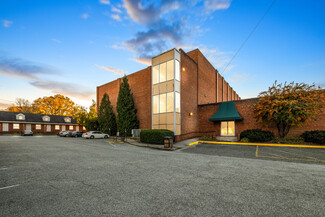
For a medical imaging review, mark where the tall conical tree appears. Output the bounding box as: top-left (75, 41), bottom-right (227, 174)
top-left (116, 76), bottom-right (139, 136)
top-left (98, 93), bottom-right (117, 135)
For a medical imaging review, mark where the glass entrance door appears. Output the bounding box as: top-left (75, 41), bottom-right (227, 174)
top-left (220, 121), bottom-right (235, 136)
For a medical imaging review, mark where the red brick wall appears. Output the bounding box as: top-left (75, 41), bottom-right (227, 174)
top-left (178, 50), bottom-right (199, 141)
top-left (197, 98), bottom-right (325, 138)
top-left (0, 123), bottom-right (84, 134)
top-left (218, 74), bottom-right (223, 102)
top-left (187, 49), bottom-right (217, 105)
top-left (97, 67), bottom-right (152, 130)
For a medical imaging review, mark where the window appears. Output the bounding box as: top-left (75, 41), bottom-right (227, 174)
top-left (221, 121), bottom-right (235, 136)
top-left (159, 93), bottom-right (166, 113)
top-left (175, 60), bottom-right (180, 81)
top-left (69, 126), bottom-right (73, 130)
top-left (152, 49), bottom-right (181, 136)
top-left (159, 62), bottom-right (166, 83)
top-left (166, 60), bottom-right (174, 81)
top-left (42, 116), bottom-right (50, 122)
top-left (167, 92), bottom-right (174, 112)
top-left (46, 125), bottom-right (51, 132)
top-left (62, 125), bottom-right (66, 131)
top-left (83, 126), bottom-right (86, 130)
top-left (13, 124), bottom-right (20, 129)
top-left (153, 65), bottom-right (159, 84)
top-left (36, 124), bottom-right (41, 130)
top-left (16, 113), bottom-right (25, 120)
top-left (2, 123), bottom-right (8, 131)
top-left (153, 95), bottom-right (159, 114)
top-left (175, 92), bottom-right (180, 112)
top-left (64, 117), bottom-right (71, 123)
top-left (55, 125), bottom-right (60, 130)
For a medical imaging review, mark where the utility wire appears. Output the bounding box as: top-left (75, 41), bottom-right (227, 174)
top-left (221, 0), bottom-right (277, 74)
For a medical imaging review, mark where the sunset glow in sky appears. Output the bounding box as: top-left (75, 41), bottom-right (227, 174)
top-left (1, 0), bottom-right (324, 109)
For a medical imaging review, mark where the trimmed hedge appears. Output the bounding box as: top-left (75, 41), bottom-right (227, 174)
top-left (301, 131), bottom-right (325, 145)
top-left (140, 129), bottom-right (174, 144)
top-left (240, 129), bottom-right (274, 142)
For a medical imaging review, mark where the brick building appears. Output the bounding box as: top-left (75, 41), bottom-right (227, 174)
top-left (97, 48), bottom-right (325, 141)
top-left (0, 111), bottom-right (84, 134)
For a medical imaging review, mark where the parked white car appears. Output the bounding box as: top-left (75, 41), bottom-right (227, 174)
top-left (82, 131), bottom-right (109, 139)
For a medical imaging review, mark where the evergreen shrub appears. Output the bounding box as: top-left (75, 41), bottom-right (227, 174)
top-left (140, 129), bottom-right (174, 144)
top-left (240, 129), bottom-right (274, 142)
top-left (301, 131), bottom-right (325, 144)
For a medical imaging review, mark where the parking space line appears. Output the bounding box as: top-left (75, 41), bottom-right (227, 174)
top-left (255, 146), bottom-right (325, 163)
top-left (264, 147), bottom-right (321, 161)
top-left (191, 141), bottom-right (325, 149)
top-left (0, 184), bottom-right (20, 190)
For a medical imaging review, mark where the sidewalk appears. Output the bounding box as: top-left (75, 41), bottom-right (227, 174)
top-left (126, 137), bottom-right (199, 151)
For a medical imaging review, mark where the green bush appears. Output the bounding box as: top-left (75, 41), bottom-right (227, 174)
top-left (301, 131), bottom-right (325, 145)
top-left (240, 129), bottom-right (274, 142)
top-left (240, 138), bottom-right (250, 143)
top-left (140, 129), bottom-right (174, 144)
top-left (272, 137), bottom-right (304, 144)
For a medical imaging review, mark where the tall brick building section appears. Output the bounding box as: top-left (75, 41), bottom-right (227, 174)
top-left (97, 48), bottom-right (325, 141)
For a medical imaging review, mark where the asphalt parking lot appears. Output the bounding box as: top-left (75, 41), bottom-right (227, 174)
top-left (182, 143), bottom-right (325, 164)
top-left (1, 136), bottom-right (325, 216)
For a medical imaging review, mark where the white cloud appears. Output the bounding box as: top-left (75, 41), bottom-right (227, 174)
top-left (133, 58), bottom-right (151, 65)
top-left (111, 14), bottom-right (122, 21)
top-left (81, 13), bottom-right (89, 19)
top-left (111, 6), bottom-right (122, 13)
top-left (99, 0), bottom-right (110, 5)
top-left (2, 20), bottom-right (13, 28)
top-left (30, 80), bottom-right (95, 100)
top-left (123, 0), bottom-right (179, 25)
top-left (204, 0), bottom-right (231, 11)
top-left (95, 64), bottom-right (126, 75)
top-left (51, 38), bottom-right (61, 43)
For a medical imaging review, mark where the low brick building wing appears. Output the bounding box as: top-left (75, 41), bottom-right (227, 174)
top-left (0, 111), bottom-right (84, 134)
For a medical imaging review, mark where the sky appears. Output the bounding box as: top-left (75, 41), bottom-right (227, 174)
top-left (0, 0), bottom-right (324, 110)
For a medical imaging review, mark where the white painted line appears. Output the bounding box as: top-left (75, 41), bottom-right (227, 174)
top-left (0, 167), bottom-right (8, 170)
top-left (0, 184), bottom-right (20, 190)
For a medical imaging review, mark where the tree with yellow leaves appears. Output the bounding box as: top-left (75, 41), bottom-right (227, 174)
top-left (33, 94), bottom-right (77, 116)
top-left (254, 81), bottom-right (325, 138)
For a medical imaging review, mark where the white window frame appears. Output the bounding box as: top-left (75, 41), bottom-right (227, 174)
top-left (55, 125), bottom-right (60, 130)
top-left (46, 125), bottom-right (51, 132)
top-left (64, 117), bottom-right (71, 123)
top-left (69, 125), bottom-right (73, 130)
top-left (36, 124), bottom-right (42, 130)
top-left (2, 123), bottom-right (9, 131)
top-left (13, 123), bottom-right (20, 129)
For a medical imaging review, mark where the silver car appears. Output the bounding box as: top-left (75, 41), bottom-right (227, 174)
top-left (82, 131), bottom-right (109, 139)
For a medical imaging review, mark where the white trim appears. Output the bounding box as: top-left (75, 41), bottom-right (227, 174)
top-left (2, 123), bottom-right (8, 131)
top-left (16, 113), bottom-right (25, 120)
top-left (0, 121), bottom-right (78, 125)
top-left (42, 115), bottom-right (50, 122)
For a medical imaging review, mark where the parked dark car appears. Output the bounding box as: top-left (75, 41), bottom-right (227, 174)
top-left (21, 130), bottom-right (33, 136)
top-left (71, 131), bottom-right (83, 137)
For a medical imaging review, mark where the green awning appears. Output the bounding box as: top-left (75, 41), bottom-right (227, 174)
top-left (209, 101), bottom-right (243, 122)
